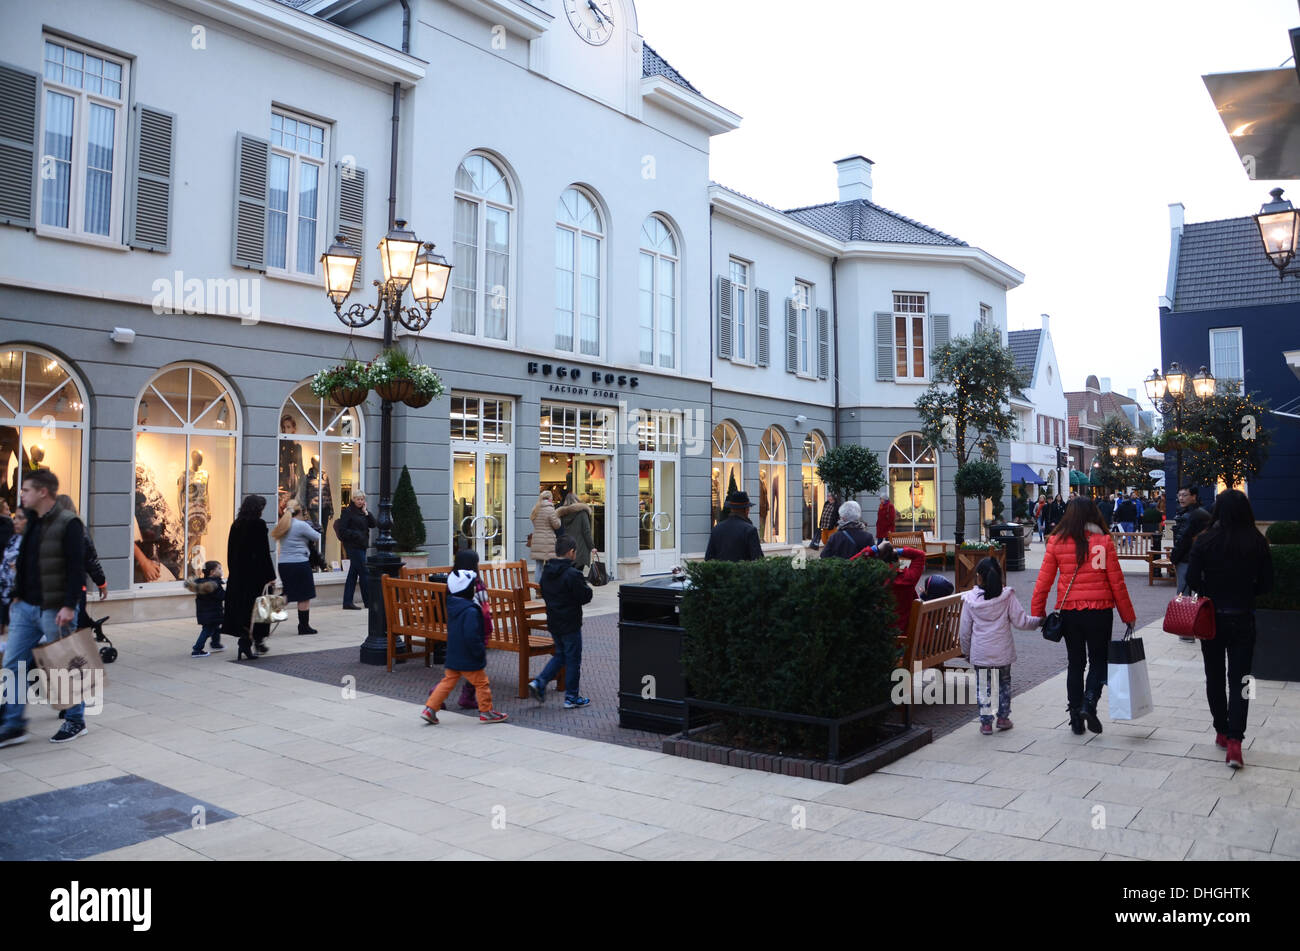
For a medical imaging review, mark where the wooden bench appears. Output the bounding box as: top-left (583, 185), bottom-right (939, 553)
top-left (1148, 556), bottom-right (1175, 586)
top-left (381, 576), bottom-right (447, 673)
top-left (895, 592), bottom-right (966, 725)
top-left (381, 577), bottom-right (563, 698)
top-left (1110, 532), bottom-right (1158, 560)
top-left (889, 531), bottom-right (947, 568)
top-left (404, 559), bottom-right (546, 619)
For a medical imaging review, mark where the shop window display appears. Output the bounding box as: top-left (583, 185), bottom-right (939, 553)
top-left (758, 426), bottom-right (786, 544)
top-left (801, 431), bottom-right (827, 543)
top-left (133, 366), bottom-right (238, 583)
top-left (540, 402), bottom-right (613, 556)
top-left (711, 421), bottom-right (743, 529)
top-left (0, 348), bottom-right (87, 513)
top-left (278, 383), bottom-right (363, 568)
top-left (888, 433), bottom-right (938, 536)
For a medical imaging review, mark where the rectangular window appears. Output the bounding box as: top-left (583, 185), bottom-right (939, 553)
top-left (267, 110), bottom-right (327, 275)
top-left (1209, 327), bottom-right (1243, 394)
top-left (38, 37), bottom-right (129, 240)
top-left (450, 395), bottom-right (512, 444)
top-left (979, 303), bottom-right (992, 329)
top-left (795, 281), bottom-right (813, 374)
top-left (893, 292), bottom-right (928, 380)
top-left (730, 259), bottom-right (749, 362)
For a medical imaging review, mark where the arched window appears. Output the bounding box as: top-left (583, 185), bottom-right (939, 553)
top-left (555, 186), bottom-right (604, 356)
top-left (888, 433), bottom-right (938, 535)
top-left (759, 426), bottom-right (787, 544)
top-left (639, 215), bottom-right (678, 369)
top-left (711, 421), bottom-right (742, 528)
top-left (801, 431), bottom-right (827, 543)
top-left (0, 347), bottom-right (88, 513)
top-left (279, 383), bottom-right (365, 568)
top-left (452, 152), bottom-right (513, 342)
top-left (133, 365), bottom-right (239, 584)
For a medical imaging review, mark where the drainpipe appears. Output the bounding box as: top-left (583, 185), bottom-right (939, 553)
top-left (708, 203), bottom-right (715, 392)
top-left (831, 256), bottom-right (840, 446)
top-left (388, 0), bottom-right (411, 229)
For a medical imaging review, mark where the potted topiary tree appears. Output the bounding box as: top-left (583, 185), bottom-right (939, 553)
top-left (954, 460), bottom-right (1004, 543)
top-left (390, 464), bottom-right (427, 568)
top-left (814, 444), bottom-right (884, 503)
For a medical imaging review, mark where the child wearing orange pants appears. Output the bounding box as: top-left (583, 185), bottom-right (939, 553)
top-left (421, 569), bottom-right (508, 725)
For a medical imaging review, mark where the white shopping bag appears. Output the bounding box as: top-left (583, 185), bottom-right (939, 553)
top-left (1107, 634), bottom-right (1153, 720)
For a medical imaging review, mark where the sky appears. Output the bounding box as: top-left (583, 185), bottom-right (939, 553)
top-left (635, 0), bottom-right (1299, 406)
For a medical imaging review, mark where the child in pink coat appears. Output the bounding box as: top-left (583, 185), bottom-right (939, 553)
top-left (958, 557), bottom-right (1043, 734)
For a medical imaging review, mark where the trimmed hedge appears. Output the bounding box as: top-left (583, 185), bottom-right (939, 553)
top-left (1259, 544), bottom-right (1300, 612)
top-left (680, 557), bottom-right (902, 758)
top-left (1265, 521), bottom-right (1300, 545)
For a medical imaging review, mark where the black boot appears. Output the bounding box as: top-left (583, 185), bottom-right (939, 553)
top-left (1067, 702), bottom-right (1085, 735)
top-left (1082, 691), bottom-right (1103, 734)
top-left (237, 637), bottom-right (258, 661)
top-left (298, 609), bottom-right (317, 635)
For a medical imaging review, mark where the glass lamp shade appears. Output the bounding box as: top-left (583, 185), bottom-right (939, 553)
top-left (410, 243), bottom-right (453, 309)
top-left (1124, 447), bottom-right (1138, 458)
top-left (1109, 446), bottom-right (1119, 457)
top-left (321, 235), bottom-right (361, 304)
top-left (1192, 365), bottom-right (1216, 399)
top-left (1144, 369), bottom-right (1166, 401)
top-left (1164, 362), bottom-right (1187, 399)
top-left (378, 219), bottom-right (420, 288)
top-left (1255, 189), bottom-right (1300, 272)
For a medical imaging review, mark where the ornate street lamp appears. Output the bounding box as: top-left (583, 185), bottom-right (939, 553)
top-left (320, 220), bottom-right (452, 666)
top-left (1143, 361), bottom-right (1215, 492)
top-left (1254, 187), bottom-right (1300, 278)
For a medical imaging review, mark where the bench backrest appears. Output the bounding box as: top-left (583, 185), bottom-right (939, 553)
top-left (1111, 532), bottom-right (1157, 556)
top-left (484, 586), bottom-right (529, 650)
top-left (382, 575), bottom-right (448, 639)
top-left (901, 592), bottom-right (964, 671)
top-left (889, 531), bottom-right (926, 551)
top-left (401, 565), bottom-right (451, 581)
top-left (402, 560), bottom-right (532, 591)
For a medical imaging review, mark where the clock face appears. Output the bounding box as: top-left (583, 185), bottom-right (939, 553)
top-left (564, 0), bottom-right (615, 46)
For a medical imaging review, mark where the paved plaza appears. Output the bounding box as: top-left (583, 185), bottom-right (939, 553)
top-left (1, 551), bottom-right (1297, 861)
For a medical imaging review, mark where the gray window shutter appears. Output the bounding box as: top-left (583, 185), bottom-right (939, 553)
top-left (817, 307), bottom-right (829, 380)
top-left (334, 162), bottom-right (366, 289)
top-left (716, 275), bottom-right (733, 359)
top-left (785, 298), bottom-right (798, 372)
top-left (755, 288), bottom-right (770, 366)
top-left (232, 133), bottom-right (269, 270)
top-left (930, 313), bottom-right (950, 376)
top-left (875, 311), bottom-right (894, 382)
top-left (0, 63), bottom-right (40, 229)
top-left (126, 104), bottom-right (175, 251)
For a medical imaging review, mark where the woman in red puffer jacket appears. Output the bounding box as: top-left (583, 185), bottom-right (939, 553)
top-left (1031, 497), bottom-right (1137, 736)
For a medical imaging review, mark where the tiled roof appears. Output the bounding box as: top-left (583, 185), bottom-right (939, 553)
top-left (642, 42), bottom-right (700, 94)
top-left (782, 199), bottom-right (967, 247)
top-left (1172, 215), bottom-right (1300, 312)
top-left (1007, 329), bottom-right (1041, 377)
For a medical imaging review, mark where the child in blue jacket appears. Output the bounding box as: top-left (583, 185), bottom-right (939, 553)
top-left (421, 569), bottom-right (508, 724)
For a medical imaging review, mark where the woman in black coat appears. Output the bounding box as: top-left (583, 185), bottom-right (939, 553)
top-left (223, 494), bottom-right (277, 660)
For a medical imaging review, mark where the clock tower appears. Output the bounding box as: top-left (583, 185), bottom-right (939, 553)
top-left (533, 0), bottom-right (644, 117)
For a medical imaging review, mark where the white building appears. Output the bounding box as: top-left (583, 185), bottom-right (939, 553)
top-left (1008, 314), bottom-right (1069, 501)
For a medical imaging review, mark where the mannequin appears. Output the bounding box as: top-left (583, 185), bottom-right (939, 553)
top-left (279, 414), bottom-right (305, 496)
top-left (300, 454), bottom-right (334, 529)
top-left (135, 460), bottom-right (185, 582)
top-left (180, 448), bottom-right (210, 577)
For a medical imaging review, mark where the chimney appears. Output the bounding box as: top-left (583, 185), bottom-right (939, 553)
top-left (1100, 376), bottom-right (1111, 392)
top-left (1169, 202), bottom-right (1184, 235)
top-left (1127, 387), bottom-right (1138, 401)
top-left (1041, 313), bottom-right (1050, 333)
top-left (835, 155), bottom-right (873, 203)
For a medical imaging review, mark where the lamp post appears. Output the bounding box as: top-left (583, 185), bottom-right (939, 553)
top-left (1254, 188), bottom-right (1300, 279)
top-left (1143, 361), bottom-right (1215, 494)
top-left (320, 222), bottom-right (452, 665)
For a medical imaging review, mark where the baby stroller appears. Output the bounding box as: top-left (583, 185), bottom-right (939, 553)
top-left (78, 605), bottom-right (118, 663)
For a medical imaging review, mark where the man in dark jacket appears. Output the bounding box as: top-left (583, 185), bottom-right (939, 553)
top-left (705, 491), bottom-right (763, 562)
top-left (335, 491), bottom-right (376, 610)
top-left (1170, 485), bottom-right (1212, 594)
top-left (1114, 494), bottom-right (1138, 534)
top-left (530, 535), bottom-right (594, 708)
top-left (0, 469), bottom-right (88, 747)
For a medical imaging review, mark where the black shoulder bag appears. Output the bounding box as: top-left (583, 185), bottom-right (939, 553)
top-left (1042, 561), bottom-right (1082, 642)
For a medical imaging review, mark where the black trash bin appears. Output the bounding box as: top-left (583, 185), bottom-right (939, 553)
top-left (618, 576), bottom-right (706, 734)
top-left (992, 523), bottom-right (1025, 572)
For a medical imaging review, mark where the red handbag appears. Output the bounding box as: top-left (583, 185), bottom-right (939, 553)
top-left (1162, 593), bottom-right (1216, 639)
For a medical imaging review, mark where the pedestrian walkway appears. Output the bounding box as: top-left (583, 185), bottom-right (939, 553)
top-left (0, 554), bottom-right (1295, 860)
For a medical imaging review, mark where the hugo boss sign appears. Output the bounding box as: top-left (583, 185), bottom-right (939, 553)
top-left (527, 362), bottom-right (638, 388)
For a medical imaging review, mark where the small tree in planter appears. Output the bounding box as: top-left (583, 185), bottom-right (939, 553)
top-left (954, 460), bottom-right (1004, 542)
top-left (391, 465), bottom-right (427, 558)
top-left (815, 444), bottom-right (884, 502)
top-left (310, 360), bottom-right (369, 407)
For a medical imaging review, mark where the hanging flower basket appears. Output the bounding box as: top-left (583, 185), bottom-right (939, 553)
top-left (374, 378), bottom-right (415, 403)
top-left (401, 363), bottom-right (446, 409)
top-left (403, 391), bottom-right (433, 408)
top-left (331, 385), bottom-right (369, 407)
top-left (310, 360), bottom-right (369, 406)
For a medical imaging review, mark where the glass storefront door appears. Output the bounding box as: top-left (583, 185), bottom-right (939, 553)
top-left (450, 395), bottom-right (512, 562)
top-left (638, 411), bottom-right (680, 575)
top-left (540, 402), bottom-right (615, 561)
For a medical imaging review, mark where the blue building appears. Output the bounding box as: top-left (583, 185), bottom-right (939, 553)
top-left (1159, 202), bottom-right (1300, 521)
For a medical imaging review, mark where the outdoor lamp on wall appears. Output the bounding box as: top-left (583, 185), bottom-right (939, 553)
top-left (378, 220), bottom-right (420, 290)
top-left (1255, 188), bottom-right (1300, 278)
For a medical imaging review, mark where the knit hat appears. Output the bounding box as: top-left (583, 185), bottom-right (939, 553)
top-left (838, 500), bottom-right (861, 524)
top-left (921, 575), bottom-right (955, 601)
top-left (447, 569), bottom-right (476, 595)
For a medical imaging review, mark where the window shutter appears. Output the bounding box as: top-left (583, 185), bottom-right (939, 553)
top-left (755, 288), bottom-right (770, 366)
top-left (716, 275), bottom-right (733, 359)
top-left (929, 313), bottom-right (950, 376)
top-left (874, 311), bottom-right (894, 382)
top-left (816, 307), bottom-right (829, 380)
top-left (231, 133), bottom-right (269, 270)
top-left (334, 162), bottom-right (367, 290)
top-left (0, 62), bottom-right (40, 229)
top-left (126, 104), bottom-right (175, 251)
top-left (785, 297), bottom-right (798, 373)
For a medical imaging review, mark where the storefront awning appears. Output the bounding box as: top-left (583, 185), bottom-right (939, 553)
top-left (1012, 463), bottom-right (1045, 484)
top-left (1069, 469), bottom-right (1091, 487)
